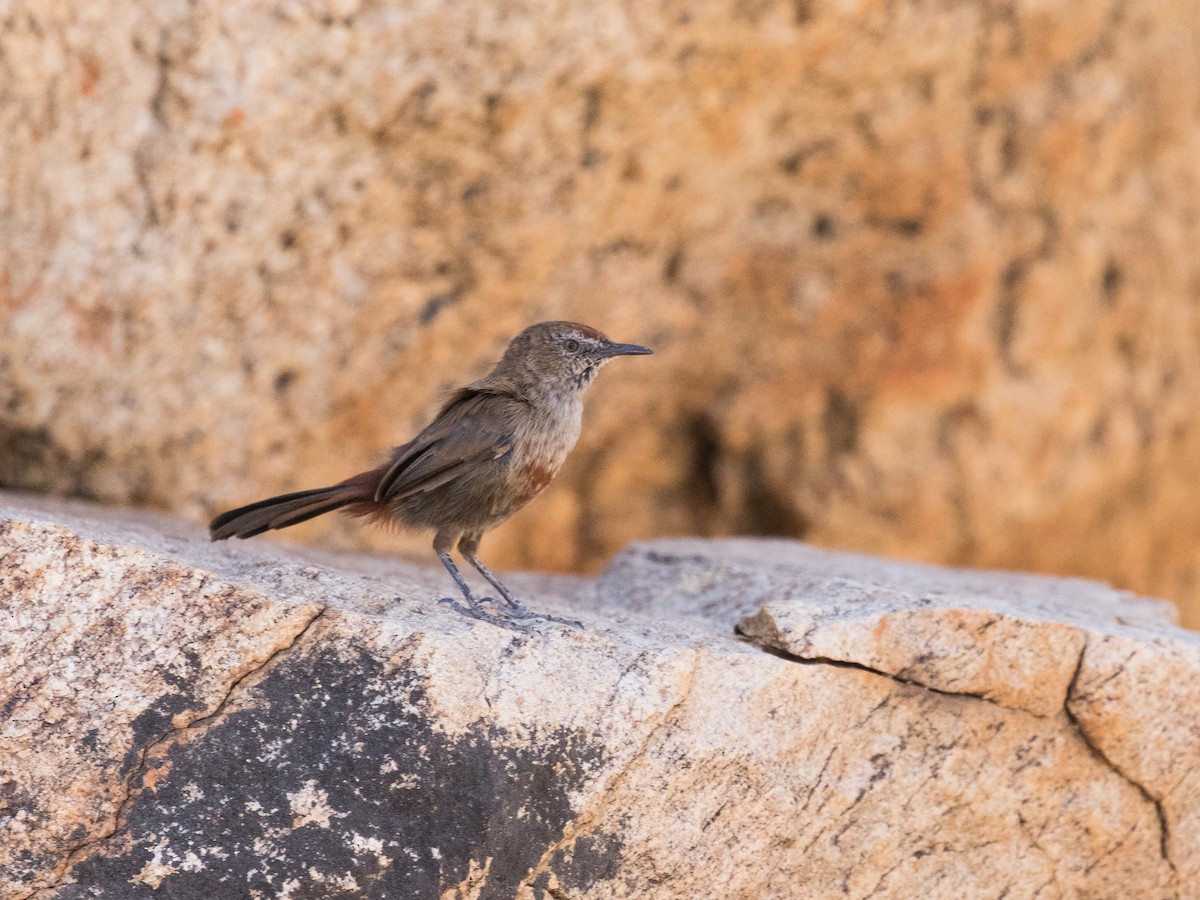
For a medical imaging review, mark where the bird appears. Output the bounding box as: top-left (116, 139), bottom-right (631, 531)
top-left (209, 321), bottom-right (652, 630)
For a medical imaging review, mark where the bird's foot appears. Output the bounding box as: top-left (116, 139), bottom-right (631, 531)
top-left (480, 596), bottom-right (584, 630)
top-left (438, 597), bottom-right (534, 633)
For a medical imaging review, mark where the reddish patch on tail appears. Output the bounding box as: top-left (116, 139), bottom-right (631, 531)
top-left (339, 465), bottom-right (394, 526)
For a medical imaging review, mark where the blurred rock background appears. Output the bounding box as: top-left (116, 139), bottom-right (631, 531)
top-left (3, 0), bottom-right (1200, 625)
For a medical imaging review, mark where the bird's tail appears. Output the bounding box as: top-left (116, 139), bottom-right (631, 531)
top-left (209, 482), bottom-right (369, 540)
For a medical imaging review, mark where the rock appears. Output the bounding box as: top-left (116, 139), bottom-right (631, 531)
top-left (1, 493), bottom-right (1197, 898)
top-left (6, 0), bottom-right (1200, 625)
top-left (607, 539), bottom-right (1177, 716)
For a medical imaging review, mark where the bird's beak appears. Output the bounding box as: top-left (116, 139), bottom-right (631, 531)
top-left (599, 341), bottom-right (653, 358)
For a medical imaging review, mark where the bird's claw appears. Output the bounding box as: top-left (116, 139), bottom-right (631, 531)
top-left (470, 592), bottom-right (581, 629)
top-left (497, 603), bottom-right (585, 630)
top-left (439, 595), bottom-right (582, 631)
top-left (437, 596), bottom-right (534, 633)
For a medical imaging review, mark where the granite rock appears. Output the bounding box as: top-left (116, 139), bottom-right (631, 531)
top-left (5, 0), bottom-right (1200, 624)
top-left (1, 493), bottom-right (1196, 898)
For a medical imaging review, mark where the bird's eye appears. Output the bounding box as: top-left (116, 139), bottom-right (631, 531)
top-left (564, 339), bottom-right (580, 353)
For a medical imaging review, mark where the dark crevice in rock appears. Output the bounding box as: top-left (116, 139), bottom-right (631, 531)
top-left (1063, 642), bottom-right (1177, 882)
top-left (822, 388), bottom-right (860, 458)
top-left (26, 605), bottom-right (329, 898)
top-left (676, 416), bottom-right (811, 541)
top-left (684, 413), bottom-right (722, 514)
top-left (0, 424), bottom-right (112, 502)
top-left (738, 451), bottom-right (811, 539)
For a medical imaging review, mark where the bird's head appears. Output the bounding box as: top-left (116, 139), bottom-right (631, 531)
top-left (495, 321), bottom-right (652, 398)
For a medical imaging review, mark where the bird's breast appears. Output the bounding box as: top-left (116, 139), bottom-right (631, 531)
top-left (507, 398), bottom-right (583, 507)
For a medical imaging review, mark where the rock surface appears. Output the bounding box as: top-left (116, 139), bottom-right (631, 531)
top-left (5, 0), bottom-right (1200, 624)
top-left (1, 493), bottom-right (1198, 898)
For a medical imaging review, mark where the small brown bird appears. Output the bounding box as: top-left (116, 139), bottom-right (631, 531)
top-left (210, 321), bottom-right (651, 630)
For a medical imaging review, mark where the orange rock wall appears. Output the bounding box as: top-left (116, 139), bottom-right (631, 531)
top-left (4, 0), bottom-right (1200, 623)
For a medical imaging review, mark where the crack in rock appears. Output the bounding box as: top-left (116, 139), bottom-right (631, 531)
top-left (1063, 642), bottom-right (1178, 884)
top-left (741, 637), bottom-right (1003, 708)
top-left (734, 599), bottom-right (1086, 718)
top-left (743, 629), bottom-right (1180, 892)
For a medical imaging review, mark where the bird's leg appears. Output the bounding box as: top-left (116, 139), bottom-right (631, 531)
top-left (435, 549), bottom-right (531, 633)
top-left (458, 535), bottom-right (583, 629)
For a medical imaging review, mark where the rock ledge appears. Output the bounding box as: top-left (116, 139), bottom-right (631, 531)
top-left (1, 493), bottom-right (1197, 899)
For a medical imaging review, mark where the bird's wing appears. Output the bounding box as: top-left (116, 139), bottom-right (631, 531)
top-left (373, 389), bottom-right (520, 504)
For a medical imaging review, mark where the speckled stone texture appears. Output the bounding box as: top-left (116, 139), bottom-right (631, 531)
top-left (4, 0), bottom-right (1200, 626)
top-left (1, 493), bottom-right (1197, 899)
